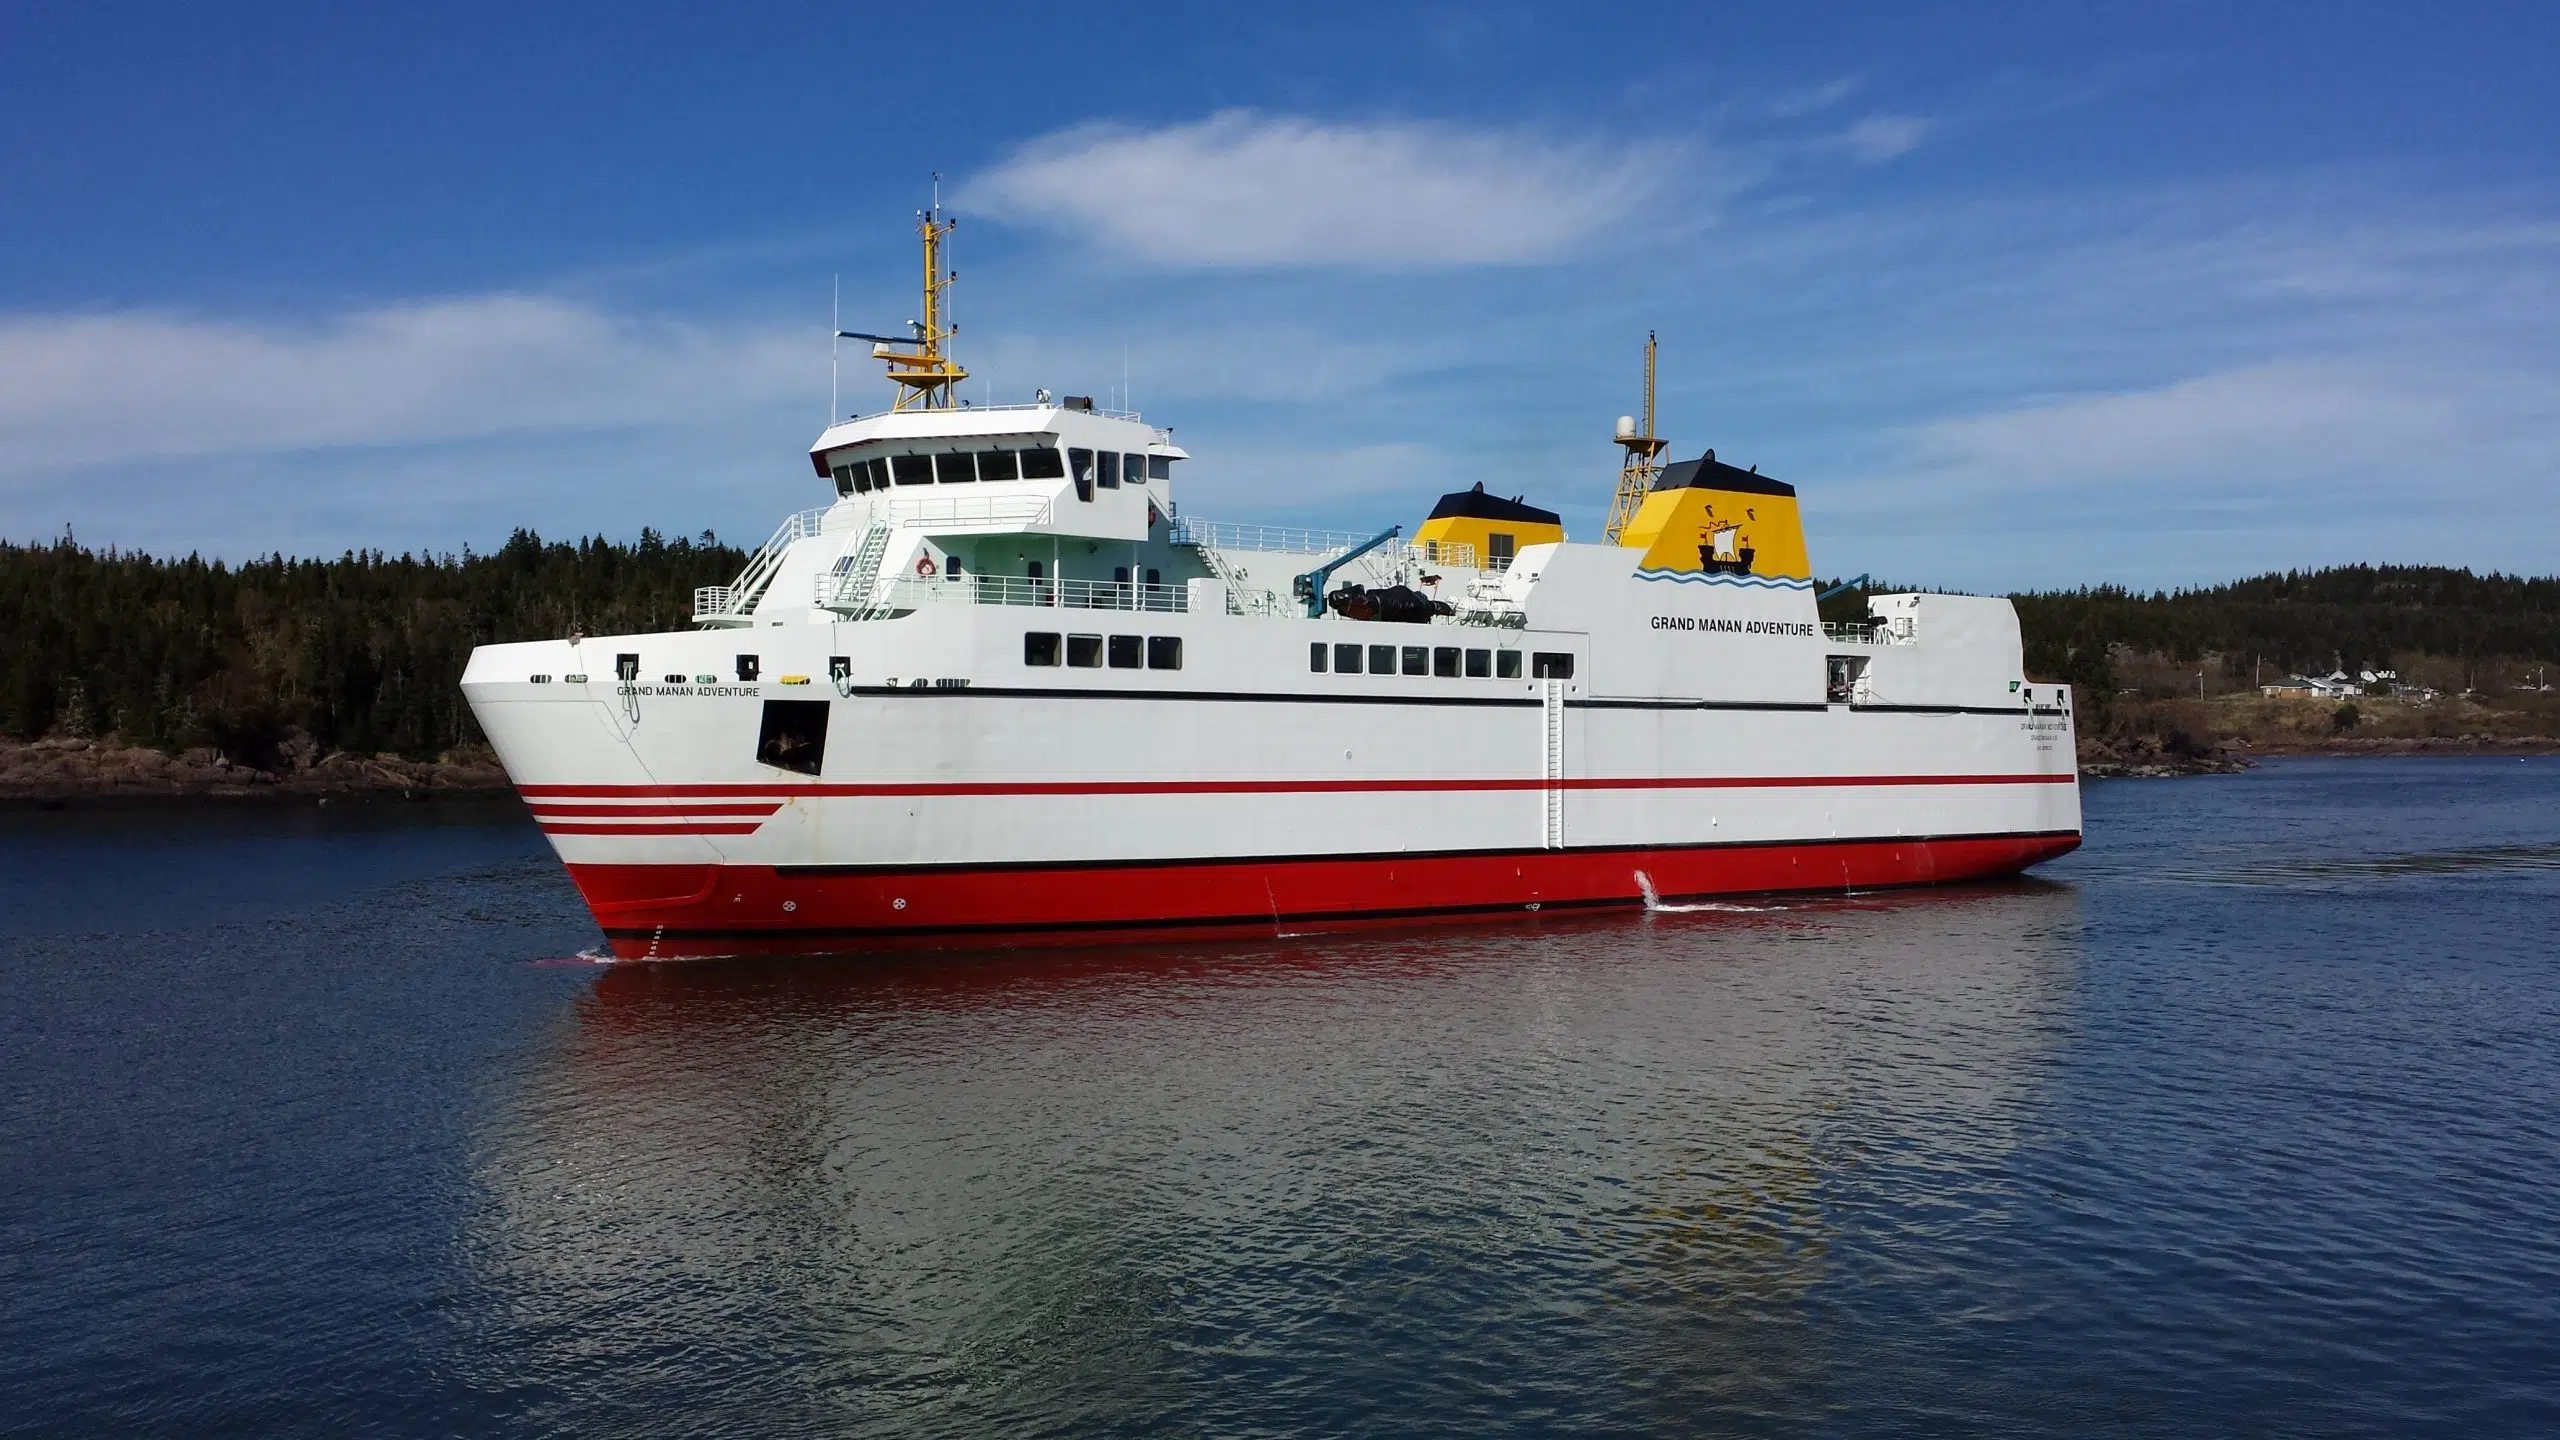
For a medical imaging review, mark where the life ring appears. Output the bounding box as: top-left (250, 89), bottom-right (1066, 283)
top-left (914, 553), bottom-right (937, 577)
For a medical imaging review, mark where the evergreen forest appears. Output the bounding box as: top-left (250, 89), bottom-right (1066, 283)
top-left (4, 533), bottom-right (2556, 766)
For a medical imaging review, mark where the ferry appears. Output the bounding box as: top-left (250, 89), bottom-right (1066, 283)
top-left (460, 207), bottom-right (2081, 959)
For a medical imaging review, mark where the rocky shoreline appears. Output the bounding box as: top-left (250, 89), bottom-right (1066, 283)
top-left (0, 738), bottom-right (511, 803)
top-left (2078, 733), bottom-right (2560, 778)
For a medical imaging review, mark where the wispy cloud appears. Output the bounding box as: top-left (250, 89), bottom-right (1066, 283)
top-left (1833, 114), bottom-right (1934, 163)
top-left (1766, 76), bottom-right (1863, 119)
top-left (961, 111), bottom-right (1683, 266)
top-left (0, 297), bottom-right (811, 471)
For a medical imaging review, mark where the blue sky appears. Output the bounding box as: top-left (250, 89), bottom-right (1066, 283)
top-left (3, 1), bottom-right (2554, 591)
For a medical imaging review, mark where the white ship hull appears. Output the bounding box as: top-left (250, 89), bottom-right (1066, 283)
top-left (464, 578), bottom-right (2079, 959)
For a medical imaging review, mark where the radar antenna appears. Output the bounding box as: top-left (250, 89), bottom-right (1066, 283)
top-left (1605, 332), bottom-right (1667, 544)
top-left (839, 178), bottom-right (971, 411)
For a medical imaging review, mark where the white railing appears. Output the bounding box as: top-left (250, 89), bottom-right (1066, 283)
top-left (695, 506), bottom-right (833, 624)
top-left (1169, 517), bottom-right (1370, 556)
top-left (879, 575), bottom-right (1191, 613)
top-left (880, 493), bottom-right (1055, 529)
top-left (1823, 620), bottom-right (1914, 645)
top-left (1407, 540), bottom-right (1480, 570)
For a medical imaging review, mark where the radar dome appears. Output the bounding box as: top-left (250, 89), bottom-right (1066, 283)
top-left (1614, 415), bottom-right (1636, 439)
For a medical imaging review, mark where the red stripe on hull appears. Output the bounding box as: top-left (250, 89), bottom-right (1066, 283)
top-left (566, 832), bottom-right (2082, 961)
top-left (520, 772), bottom-right (2073, 801)
top-left (539, 822), bottom-right (768, 836)
top-left (526, 802), bottom-right (784, 818)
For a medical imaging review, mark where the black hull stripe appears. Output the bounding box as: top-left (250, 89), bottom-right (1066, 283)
top-left (842, 685), bottom-right (2067, 717)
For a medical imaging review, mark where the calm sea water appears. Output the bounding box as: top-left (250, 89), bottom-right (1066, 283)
top-left (4, 759), bottom-right (2557, 1437)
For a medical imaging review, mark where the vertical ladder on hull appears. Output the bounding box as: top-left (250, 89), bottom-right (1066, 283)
top-left (1541, 677), bottom-right (1565, 848)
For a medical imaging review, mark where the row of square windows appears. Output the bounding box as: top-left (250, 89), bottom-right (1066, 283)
top-left (1024, 632), bottom-right (1184, 669)
top-left (1315, 643), bottom-right (1576, 679)
top-left (1017, 632), bottom-right (1579, 680)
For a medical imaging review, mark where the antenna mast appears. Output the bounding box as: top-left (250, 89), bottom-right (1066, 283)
top-left (1605, 331), bottom-right (1667, 544)
top-left (854, 177), bottom-right (970, 412)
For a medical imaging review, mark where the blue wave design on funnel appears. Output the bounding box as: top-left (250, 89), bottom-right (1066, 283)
top-left (1633, 569), bottom-right (1816, 590)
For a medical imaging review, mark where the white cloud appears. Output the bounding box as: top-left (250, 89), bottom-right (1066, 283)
top-left (1905, 361), bottom-right (2532, 489)
top-left (1836, 114), bottom-right (1933, 163)
top-left (961, 111), bottom-right (1679, 266)
top-left (1766, 76), bottom-right (1863, 119)
top-left (0, 297), bottom-right (812, 472)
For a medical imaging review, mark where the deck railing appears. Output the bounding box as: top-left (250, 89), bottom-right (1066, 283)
top-left (881, 575), bottom-right (1192, 613)
top-left (1168, 517), bottom-right (1371, 556)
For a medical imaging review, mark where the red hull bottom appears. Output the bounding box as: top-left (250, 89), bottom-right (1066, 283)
top-left (568, 831), bottom-right (2083, 960)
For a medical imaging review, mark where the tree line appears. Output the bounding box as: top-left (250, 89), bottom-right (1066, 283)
top-left (4, 534), bottom-right (2554, 766)
top-left (0, 529), bottom-right (743, 766)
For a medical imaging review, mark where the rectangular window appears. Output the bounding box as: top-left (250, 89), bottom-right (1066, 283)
top-left (1108, 634), bottom-right (1142, 669)
top-left (1433, 646), bottom-right (1460, 678)
top-left (1497, 651), bottom-right (1522, 679)
top-left (1097, 451), bottom-right (1121, 488)
top-left (1024, 632), bottom-right (1060, 665)
top-left (1147, 636), bottom-right (1182, 670)
top-left (1465, 648), bottom-right (1491, 678)
top-left (936, 451), bottom-right (976, 483)
top-left (892, 453), bottom-right (934, 485)
top-left (976, 448), bottom-right (1019, 482)
top-left (1309, 642), bottom-right (1328, 672)
top-left (1488, 533), bottom-right (1516, 570)
top-left (852, 464), bottom-right (873, 494)
top-left (1126, 453), bottom-right (1148, 484)
top-left (1334, 643), bottom-right (1363, 674)
top-left (831, 464), bottom-right (854, 496)
top-left (755, 700), bottom-right (829, 775)
top-left (1068, 448), bottom-right (1095, 502)
top-left (1019, 445), bottom-right (1066, 479)
top-left (1369, 644), bottom-right (1396, 675)
top-left (1532, 652), bottom-right (1575, 679)
top-left (1147, 454), bottom-right (1171, 481)
top-left (1401, 646), bottom-right (1427, 677)
top-left (1067, 633), bottom-right (1103, 668)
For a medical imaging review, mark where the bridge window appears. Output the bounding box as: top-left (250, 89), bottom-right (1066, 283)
top-left (1020, 445), bottom-right (1066, 480)
top-left (977, 448), bottom-right (1019, 482)
top-left (1147, 455), bottom-right (1173, 481)
top-left (892, 453), bottom-right (933, 485)
top-left (1465, 648), bottom-right (1490, 678)
top-left (936, 452), bottom-right (976, 483)
top-left (1067, 633), bottom-right (1102, 667)
top-left (1497, 651), bottom-right (1522, 679)
top-left (1108, 634), bottom-right (1142, 668)
top-left (1068, 448), bottom-right (1095, 502)
top-left (1309, 642), bottom-right (1327, 672)
top-left (1488, 533), bottom-right (1515, 570)
top-left (1433, 646), bottom-right (1460, 678)
top-left (1097, 452), bottom-right (1121, 489)
top-left (1401, 646), bottom-right (1427, 677)
top-left (1532, 652), bottom-right (1575, 679)
top-left (1333, 643), bottom-right (1362, 673)
top-left (831, 463), bottom-right (855, 496)
top-left (1024, 632), bottom-right (1061, 666)
top-left (1147, 636), bottom-right (1182, 670)
top-left (1369, 644), bottom-right (1395, 675)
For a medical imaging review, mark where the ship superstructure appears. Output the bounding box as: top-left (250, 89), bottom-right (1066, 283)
top-left (461, 209), bottom-right (2080, 958)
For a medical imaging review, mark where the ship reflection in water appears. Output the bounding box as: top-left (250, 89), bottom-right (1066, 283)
top-left (461, 884), bottom-right (2081, 1432)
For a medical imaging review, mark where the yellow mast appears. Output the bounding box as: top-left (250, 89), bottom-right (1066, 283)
top-left (1605, 332), bottom-right (1667, 544)
top-left (874, 193), bottom-right (969, 411)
